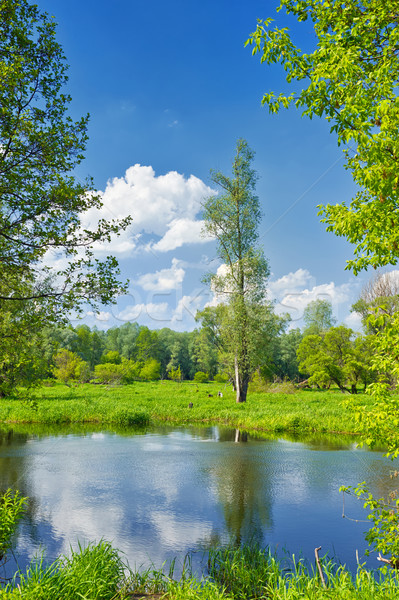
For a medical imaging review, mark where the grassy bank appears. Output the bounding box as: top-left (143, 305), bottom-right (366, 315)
top-left (4, 542), bottom-right (398, 599)
top-left (0, 381), bottom-right (372, 437)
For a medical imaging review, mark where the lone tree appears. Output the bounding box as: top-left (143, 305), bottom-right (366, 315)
top-left (200, 139), bottom-right (270, 403)
top-left (0, 1), bottom-right (130, 390)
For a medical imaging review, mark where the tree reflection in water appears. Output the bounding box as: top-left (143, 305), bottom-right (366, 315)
top-left (208, 429), bottom-right (272, 546)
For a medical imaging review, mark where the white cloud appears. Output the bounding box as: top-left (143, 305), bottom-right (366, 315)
top-left (269, 269), bottom-right (356, 326)
top-left (344, 311), bottom-right (363, 331)
top-left (277, 284), bottom-right (347, 324)
top-left (116, 302), bottom-right (170, 323)
top-left (268, 268), bottom-right (315, 297)
top-left (151, 218), bottom-right (211, 252)
top-left (80, 165), bottom-right (215, 255)
top-left (171, 293), bottom-right (206, 324)
top-left (137, 258), bottom-right (185, 291)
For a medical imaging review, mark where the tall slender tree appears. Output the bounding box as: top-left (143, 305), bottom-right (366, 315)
top-left (200, 139), bottom-right (270, 402)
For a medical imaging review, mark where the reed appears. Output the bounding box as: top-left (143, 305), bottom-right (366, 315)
top-left (3, 542), bottom-right (399, 599)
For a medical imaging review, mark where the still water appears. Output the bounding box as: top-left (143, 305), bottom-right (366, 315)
top-left (1, 425), bottom-right (397, 575)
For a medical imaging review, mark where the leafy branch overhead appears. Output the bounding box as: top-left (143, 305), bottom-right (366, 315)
top-left (0, 0), bottom-right (131, 312)
top-left (247, 0), bottom-right (399, 273)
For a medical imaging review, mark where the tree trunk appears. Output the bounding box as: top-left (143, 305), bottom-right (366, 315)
top-left (235, 355), bottom-right (249, 402)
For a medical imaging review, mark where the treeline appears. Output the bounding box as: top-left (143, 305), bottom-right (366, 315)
top-left (1, 288), bottom-right (392, 394)
top-left (5, 290), bottom-right (388, 392)
top-left (40, 320), bottom-right (304, 386)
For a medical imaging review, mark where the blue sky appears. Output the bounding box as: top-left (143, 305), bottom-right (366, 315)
top-left (38, 0), bottom-right (373, 332)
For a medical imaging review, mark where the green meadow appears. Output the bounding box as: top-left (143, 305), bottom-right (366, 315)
top-left (0, 380), bottom-right (373, 438)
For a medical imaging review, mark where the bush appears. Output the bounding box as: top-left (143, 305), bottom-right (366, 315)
top-left (93, 363), bottom-right (124, 384)
top-left (52, 350), bottom-right (90, 385)
top-left (140, 359), bottom-right (161, 381)
top-left (214, 373), bottom-right (228, 383)
top-left (101, 350), bottom-right (122, 364)
top-left (193, 371), bottom-right (208, 383)
top-left (168, 366), bottom-right (182, 382)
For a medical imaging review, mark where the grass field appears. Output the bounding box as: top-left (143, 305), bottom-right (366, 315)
top-left (0, 380), bottom-right (374, 438)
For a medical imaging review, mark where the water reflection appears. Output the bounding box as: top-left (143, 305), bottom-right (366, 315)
top-left (0, 425), bottom-right (397, 576)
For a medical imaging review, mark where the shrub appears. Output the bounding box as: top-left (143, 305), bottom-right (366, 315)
top-left (93, 363), bottom-right (124, 384)
top-left (168, 366), bottom-right (182, 382)
top-left (101, 350), bottom-right (122, 365)
top-left (52, 350), bottom-right (90, 385)
top-left (140, 359), bottom-right (161, 381)
top-left (214, 373), bottom-right (228, 383)
top-left (193, 371), bottom-right (208, 383)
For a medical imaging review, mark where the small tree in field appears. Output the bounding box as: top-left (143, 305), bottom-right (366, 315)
top-left (201, 139), bottom-right (271, 403)
top-left (168, 366), bottom-right (182, 382)
top-left (52, 349), bottom-right (90, 385)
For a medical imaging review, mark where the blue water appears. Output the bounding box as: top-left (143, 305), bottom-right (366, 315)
top-left (0, 425), bottom-right (396, 577)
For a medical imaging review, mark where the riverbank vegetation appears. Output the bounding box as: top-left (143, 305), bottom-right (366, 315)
top-left (0, 381), bottom-right (374, 436)
top-left (3, 535), bottom-right (399, 599)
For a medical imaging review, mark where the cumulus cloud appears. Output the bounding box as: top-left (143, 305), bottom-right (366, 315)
top-left (344, 311), bottom-right (363, 330)
top-left (268, 268), bottom-right (315, 297)
top-left (269, 269), bottom-right (355, 326)
top-left (151, 218), bottom-right (211, 252)
top-left (80, 164), bottom-right (215, 255)
top-left (116, 302), bottom-right (170, 323)
top-left (137, 258), bottom-right (185, 291)
top-left (109, 289), bottom-right (209, 331)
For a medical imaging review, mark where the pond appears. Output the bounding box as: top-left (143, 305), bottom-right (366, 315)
top-left (1, 425), bottom-right (397, 577)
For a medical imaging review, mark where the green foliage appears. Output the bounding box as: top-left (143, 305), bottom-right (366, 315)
top-left (214, 373), bottom-right (229, 383)
top-left (355, 310), bottom-right (399, 457)
top-left (200, 140), bottom-right (276, 402)
top-left (0, 0), bottom-right (130, 309)
top-left (297, 326), bottom-right (374, 392)
top-left (247, 0), bottom-right (399, 274)
top-left (101, 350), bottom-right (122, 365)
top-left (303, 299), bottom-right (336, 336)
top-left (139, 358), bottom-right (161, 381)
top-left (52, 349), bottom-right (90, 385)
top-left (5, 541), bottom-right (126, 599)
top-left (168, 365), bottom-right (182, 382)
top-left (270, 328), bottom-right (303, 381)
top-left (193, 371), bottom-right (209, 383)
top-left (0, 489), bottom-right (27, 560)
top-left (93, 362), bottom-right (125, 385)
top-left (352, 271), bottom-right (399, 333)
top-left (341, 481), bottom-right (399, 567)
top-left (0, 0), bottom-right (131, 396)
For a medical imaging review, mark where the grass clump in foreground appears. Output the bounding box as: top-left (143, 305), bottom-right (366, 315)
top-left (3, 543), bottom-right (399, 599)
top-left (0, 381), bottom-right (375, 436)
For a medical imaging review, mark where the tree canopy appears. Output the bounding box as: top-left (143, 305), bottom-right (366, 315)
top-left (0, 0), bottom-right (130, 313)
top-left (0, 0), bottom-right (131, 392)
top-left (247, 0), bottom-right (399, 274)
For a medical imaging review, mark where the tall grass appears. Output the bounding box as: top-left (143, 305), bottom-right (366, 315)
top-left (3, 542), bottom-right (399, 599)
top-left (3, 541), bottom-right (126, 599)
